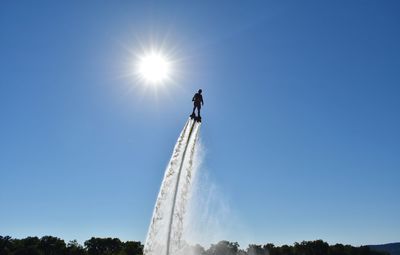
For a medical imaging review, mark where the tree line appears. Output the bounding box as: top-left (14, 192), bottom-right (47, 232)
top-left (0, 236), bottom-right (388, 255)
top-left (0, 236), bottom-right (142, 255)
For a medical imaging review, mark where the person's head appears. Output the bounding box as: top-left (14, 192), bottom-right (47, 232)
top-left (198, 89), bottom-right (202, 94)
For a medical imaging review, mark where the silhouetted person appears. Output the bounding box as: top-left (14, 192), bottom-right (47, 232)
top-left (192, 89), bottom-right (204, 118)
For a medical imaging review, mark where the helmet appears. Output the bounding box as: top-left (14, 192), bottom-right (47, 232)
top-left (198, 89), bottom-right (202, 93)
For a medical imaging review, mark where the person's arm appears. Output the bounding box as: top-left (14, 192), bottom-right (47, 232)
top-left (192, 94), bottom-right (195, 101)
top-left (201, 95), bottom-right (204, 105)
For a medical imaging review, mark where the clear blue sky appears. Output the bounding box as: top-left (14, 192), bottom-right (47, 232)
top-left (1, 0), bottom-right (399, 247)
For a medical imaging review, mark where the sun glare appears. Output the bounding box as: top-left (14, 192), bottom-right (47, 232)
top-left (137, 52), bottom-right (171, 84)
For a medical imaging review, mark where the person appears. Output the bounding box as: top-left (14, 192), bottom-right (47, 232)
top-left (191, 89), bottom-right (204, 118)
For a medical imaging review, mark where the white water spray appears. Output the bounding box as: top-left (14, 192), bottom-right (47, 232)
top-left (144, 119), bottom-right (201, 255)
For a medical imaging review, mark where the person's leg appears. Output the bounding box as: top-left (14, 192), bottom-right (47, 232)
top-left (197, 105), bottom-right (201, 117)
top-left (192, 105), bottom-right (196, 115)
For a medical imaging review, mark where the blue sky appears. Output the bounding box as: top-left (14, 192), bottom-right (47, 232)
top-left (1, 0), bottom-right (399, 247)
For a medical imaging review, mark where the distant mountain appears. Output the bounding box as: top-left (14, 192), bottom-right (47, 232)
top-left (368, 243), bottom-right (400, 255)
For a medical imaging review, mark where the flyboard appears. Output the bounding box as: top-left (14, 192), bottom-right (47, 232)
top-left (190, 113), bottom-right (202, 122)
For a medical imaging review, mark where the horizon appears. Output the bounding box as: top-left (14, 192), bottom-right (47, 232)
top-left (2, 235), bottom-right (400, 248)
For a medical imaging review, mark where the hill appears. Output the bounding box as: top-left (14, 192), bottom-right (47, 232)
top-left (369, 243), bottom-right (400, 255)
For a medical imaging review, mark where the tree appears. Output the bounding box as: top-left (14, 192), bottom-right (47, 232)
top-left (248, 244), bottom-right (267, 255)
top-left (0, 236), bottom-right (13, 255)
top-left (39, 236), bottom-right (67, 255)
top-left (206, 241), bottom-right (240, 255)
top-left (13, 236), bottom-right (41, 255)
top-left (84, 237), bottom-right (122, 255)
top-left (121, 241), bottom-right (143, 255)
top-left (280, 244), bottom-right (294, 255)
top-left (67, 240), bottom-right (86, 255)
top-left (263, 243), bottom-right (275, 255)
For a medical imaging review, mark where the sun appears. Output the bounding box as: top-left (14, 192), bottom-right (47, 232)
top-left (137, 52), bottom-right (171, 84)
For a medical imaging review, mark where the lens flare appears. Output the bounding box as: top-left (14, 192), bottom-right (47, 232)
top-left (137, 52), bottom-right (171, 84)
